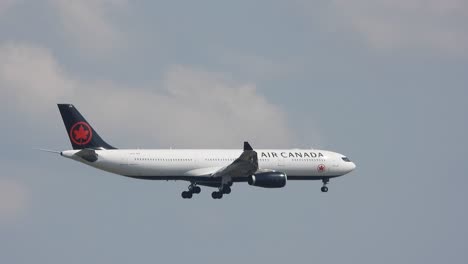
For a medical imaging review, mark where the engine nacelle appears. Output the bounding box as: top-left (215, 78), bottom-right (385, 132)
top-left (247, 172), bottom-right (287, 188)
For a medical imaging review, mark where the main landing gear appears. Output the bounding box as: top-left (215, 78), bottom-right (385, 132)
top-left (321, 178), bottom-right (329, 193)
top-left (211, 184), bottom-right (232, 199)
top-left (181, 183), bottom-right (201, 199)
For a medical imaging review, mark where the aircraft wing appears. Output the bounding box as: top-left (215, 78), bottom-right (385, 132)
top-left (211, 142), bottom-right (258, 179)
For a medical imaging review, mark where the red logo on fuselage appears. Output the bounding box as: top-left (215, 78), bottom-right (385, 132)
top-left (318, 164), bottom-right (326, 172)
top-left (70, 122), bottom-right (92, 145)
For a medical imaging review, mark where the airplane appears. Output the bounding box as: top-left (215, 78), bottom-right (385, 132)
top-left (45, 104), bottom-right (356, 199)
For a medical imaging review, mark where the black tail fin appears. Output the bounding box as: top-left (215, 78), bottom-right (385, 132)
top-left (57, 104), bottom-right (116, 150)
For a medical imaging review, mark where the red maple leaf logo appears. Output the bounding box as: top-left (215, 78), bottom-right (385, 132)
top-left (74, 125), bottom-right (89, 141)
top-left (318, 164), bottom-right (326, 172)
top-left (69, 122), bottom-right (92, 145)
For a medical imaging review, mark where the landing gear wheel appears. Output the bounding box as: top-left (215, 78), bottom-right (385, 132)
top-left (181, 191), bottom-right (193, 199)
top-left (211, 191), bottom-right (223, 199)
top-left (223, 186), bottom-right (231, 194)
top-left (187, 183), bottom-right (201, 195)
top-left (192, 186), bottom-right (201, 194)
top-left (321, 178), bottom-right (329, 193)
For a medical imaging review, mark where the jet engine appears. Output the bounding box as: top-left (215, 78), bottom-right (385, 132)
top-left (247, 171), bottom-right (287, 188)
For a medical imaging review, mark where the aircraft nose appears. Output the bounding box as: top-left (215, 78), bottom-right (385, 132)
top-left (349, 162), bottom-right (356, 172)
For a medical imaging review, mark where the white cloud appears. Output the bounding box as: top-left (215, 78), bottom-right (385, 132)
top-left (49, 0), bottom-right (128, 55)
top-left (219, 52), bottom-right (297, 80)
top-left (0, 0), bottom-right (18, 15)
top-left (151, 66), bottom-right (292, 148)
top-left (336, 0), bottom-right (468, 55)
top-left (302, 0), bottom-right (468, 56)
top-left (0, 43), bottom-right (75, 116)
top-left (0, 43), bottom-right (293, 148)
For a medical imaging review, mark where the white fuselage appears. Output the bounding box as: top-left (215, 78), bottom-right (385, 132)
top-left (61, 149), bottom-right (356, 181)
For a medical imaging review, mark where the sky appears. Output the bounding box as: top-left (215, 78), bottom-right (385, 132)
top-left (1, 0), bottom-right (468, 263)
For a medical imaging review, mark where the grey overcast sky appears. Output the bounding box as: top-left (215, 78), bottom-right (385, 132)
top-left (1, 1), bottom-right (468, 263)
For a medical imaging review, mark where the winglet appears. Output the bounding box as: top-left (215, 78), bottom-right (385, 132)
top-left (244, 141), bottom-right (253, 151)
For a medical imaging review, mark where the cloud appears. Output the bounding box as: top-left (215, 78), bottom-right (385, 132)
top-left (48, 0), bottom-right (128, 55)
top-left (336, 0), bottom-right (468, 55)
top-left (218, 52), bottom-right (297, 80)
top-left (0, 178), bottom-right (28, 223)
top-left (0, 43), bottom-right (75, 115)
top-left (0, 0), bottom-right (18, 15)
top-left (150, 66), bottom-right (292, 148)
top-left (302, 0), bottom-right (468, 56)
top-left (0, 42), bottom-right (293, 148)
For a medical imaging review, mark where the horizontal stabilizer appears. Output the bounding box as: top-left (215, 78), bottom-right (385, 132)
top-left (75, 149), bottom-right (99, 162)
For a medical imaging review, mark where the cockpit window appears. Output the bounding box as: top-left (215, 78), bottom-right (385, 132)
top-left (342, 157), bottom-right (351, 162)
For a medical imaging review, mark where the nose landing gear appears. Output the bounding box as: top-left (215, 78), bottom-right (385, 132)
top-left (321, 178), bottom-right (329, 193)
